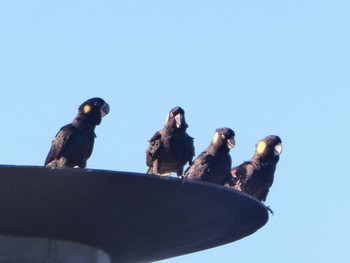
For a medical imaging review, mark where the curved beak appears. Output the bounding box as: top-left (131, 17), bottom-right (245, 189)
top-left (100, 103), bottom-right (110, 117)
top-left (175, 113), bottom-right (183, 128)
top-left (227, 138), bottom-right (235, 149)
top-left (274, 143), bottom-right (283, 156)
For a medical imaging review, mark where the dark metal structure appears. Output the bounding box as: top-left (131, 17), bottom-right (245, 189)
top-left (0, 165), bottom-right (269, 262)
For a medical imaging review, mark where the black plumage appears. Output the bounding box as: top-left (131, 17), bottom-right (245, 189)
top-left (225, 135), bottom-right (282, 202)
top-left (146, 107), bottom-right (195, 178)
top-left (45, 97), bottom-right (110, 168)
top-left (184, 127), bottom-right (235, 185)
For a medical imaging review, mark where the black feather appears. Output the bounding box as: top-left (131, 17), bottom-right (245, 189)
top-left (184, 127), bottom-right (235, 185)
top-left (225, 135), bottom-right (282, 202)
top-left (45, 97), bottom-right (109, 168)
top-left (146, 107), bottom-right (195, 178)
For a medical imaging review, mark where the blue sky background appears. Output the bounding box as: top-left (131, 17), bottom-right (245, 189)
top-left (1, 1), bottom-right (349, 262)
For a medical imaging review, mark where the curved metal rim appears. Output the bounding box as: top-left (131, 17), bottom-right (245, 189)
top-left (0, 165), bottom-right (268, 262)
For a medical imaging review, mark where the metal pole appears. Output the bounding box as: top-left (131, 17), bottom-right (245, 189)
top-left (0, 235), bottom-right (111, 263)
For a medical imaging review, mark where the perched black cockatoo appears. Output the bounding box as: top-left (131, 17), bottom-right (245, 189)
top-left (225, 135), bottom-right (282, 202)
top-left (45, 97), bottom-right (110, 168)
top-left (184, 127), bottom-right (235, 185)
top-left (146, 107), bottom-right (195, 178)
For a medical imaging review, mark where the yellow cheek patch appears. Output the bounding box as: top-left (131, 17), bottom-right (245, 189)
top-left (83, 104), bottom-right (92, 114)
top-left (256, 141), bottom-right (266, 154)
top-left (213, 132), bottom-right (220, 144)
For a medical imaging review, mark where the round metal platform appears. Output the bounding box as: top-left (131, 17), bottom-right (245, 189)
top-left (0, 165), bottom-right (269, 263)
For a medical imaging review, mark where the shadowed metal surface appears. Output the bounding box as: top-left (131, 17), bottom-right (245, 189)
top-left (0, 165), bottom-right (269, 263)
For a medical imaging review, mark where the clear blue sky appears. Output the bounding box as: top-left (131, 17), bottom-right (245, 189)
top-left (1, 1), bottom-right (349, 262)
